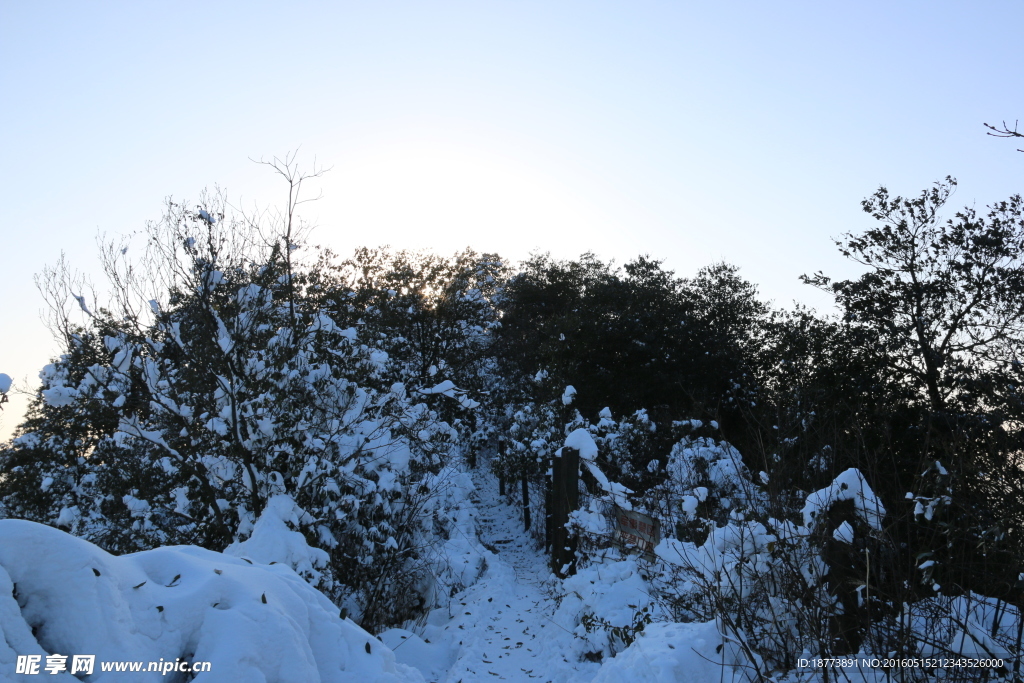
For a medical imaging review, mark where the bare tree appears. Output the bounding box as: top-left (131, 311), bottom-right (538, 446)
top-left (248, 150), bottom-right (331, 330)
top-left (984, 120), bottom-right (1024, 152)
top-left (34, 252), bottom-right (98, 343)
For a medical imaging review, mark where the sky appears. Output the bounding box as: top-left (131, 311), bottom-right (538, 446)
top-left (1, 1), bottom-right (1022, 439)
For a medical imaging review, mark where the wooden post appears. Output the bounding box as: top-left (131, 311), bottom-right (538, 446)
top-left (545, 467), bottom-right (552, 552)
top-left (521, 473), bottom-right (531, 531)
top-left (550, 446), bottom-right (579, 577)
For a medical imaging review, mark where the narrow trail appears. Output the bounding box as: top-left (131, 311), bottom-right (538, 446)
top-left (380, 457), bottom-right (747, 683)
top-left (436, 458), bottom-right (600, 683)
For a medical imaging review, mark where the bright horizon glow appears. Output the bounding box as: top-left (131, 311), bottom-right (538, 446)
top-left (1, 1), bottom-right (1023, 439)
top-left (331, 136), bottom-right (626, 253)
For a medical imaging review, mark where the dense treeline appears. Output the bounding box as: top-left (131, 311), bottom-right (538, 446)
top-left (2, 169), bottom-right (1023, 676)
top-left (489, 176), bottom-right (1024, 670)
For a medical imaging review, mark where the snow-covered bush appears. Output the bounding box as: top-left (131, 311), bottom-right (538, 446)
top-left (0, 195), bottom-right (495, 632)
top-left (553, 557), bottom-right (660, 659)
top-left (556, 405), bottom-right (1024, 679)
top-left (590, 620), bottom-right (753, 683)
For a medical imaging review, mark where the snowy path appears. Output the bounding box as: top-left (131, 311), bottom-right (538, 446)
top-left (434, 463), bottom-right (594, 683)
top-left (422, 460), bottom-right (600, 683)
top-left (387, 458), bottom-right (602, 683)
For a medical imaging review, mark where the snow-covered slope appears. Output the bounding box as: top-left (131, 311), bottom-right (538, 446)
top-left (591, 621), bottom-right (745, 683)
top-left (0, 519), bottom-right (423, 682)
top-left (0, 459), bottom-right (761, 683)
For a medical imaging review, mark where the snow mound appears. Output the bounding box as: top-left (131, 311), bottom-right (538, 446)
top-left (592, 621), bottom-right (750, 683)
top-left (554, 558), bottom-right (657, 658)
top-left (226, 494), bottom-right (330, 584)
top-left (0, 520), bottom-right (423, 682)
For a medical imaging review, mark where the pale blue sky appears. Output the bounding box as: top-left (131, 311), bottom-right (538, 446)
top-left (2, 1), bottom-right (1022, 437)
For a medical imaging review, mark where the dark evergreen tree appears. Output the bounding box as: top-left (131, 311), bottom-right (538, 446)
top-left (799, 177), bottom-right (1024, 604)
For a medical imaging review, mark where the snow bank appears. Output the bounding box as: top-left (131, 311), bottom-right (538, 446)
top-left (0, 520), bottom-right (423, 682)
top-left (591, 621), bottom-right (749, 683)
top-left (225, 495), bottom-right (330, 585)
top-left (552, 558), bottom-right (662, 659)
top-left (378, 629), bottom-right (451, 682)
top-left (418, 467), bottom-right (488, 606)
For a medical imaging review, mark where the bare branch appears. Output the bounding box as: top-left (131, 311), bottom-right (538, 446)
top-left (984, 120), bottom-right (1024, 152)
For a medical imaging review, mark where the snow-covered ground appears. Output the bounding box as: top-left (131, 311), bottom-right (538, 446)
top-left (0, 519), bottom-right (423, 683)
top-left (382, 457), bottom-right (602, 683)
top-left (0, 452), bottom-right (743, 683)
top-left (382, 456), bottom-right (742, 683)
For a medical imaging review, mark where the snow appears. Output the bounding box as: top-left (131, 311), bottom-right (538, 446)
top-left (0, 429), bottom-right (980, 683)
top-left (417, 380), bottom-right (479, 409)
top-left (378, 629), bottom-right (451, 681)
top-left (802, 467), bottom-right (886, 531)
top-left (561, 385), bottom-right (576, 405)
top-left (423, 458), bottom-right (602, 683)
top-left (372, 450), bottom-right (755, 683)
top-left (655, 521), bottom-right (776, 595)
top-left (681, 495), bottom-right (699, 516)
top-left (40, 386), bottom-right (77, 409)
top-left (420, 380), bottom-right (458, 396)
top-left (71, 293), bottom-right (91, 316)
top-left (226, 495), bottom-right (330, 584)
top-left (562, 430), bottom-right (632, 507)
top-left (0, 399), bottom-right (966, 683)
top-left (0, 374), bottom-right (11, 395)
top-left (563, 428), bottom-right (598, 461)
top-left (418, 467), bottom-right (488, 604)
top-left (832, 520), bottom-right (855, 544)
top-left (554, 558), bottom-right (657, 658)
top-left (0, 519), bottom-right (423, 682)
top-left (591, 621), bottom-right (747, 683)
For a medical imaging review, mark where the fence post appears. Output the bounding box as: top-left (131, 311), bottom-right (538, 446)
top-left (521, 473), bottom-right (531, 532)
top-left (550, 446), bottom-right (579, 577)
top-left (545, 458), bottom-right (552, 552)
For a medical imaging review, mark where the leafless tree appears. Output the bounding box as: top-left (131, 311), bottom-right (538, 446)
top-left (984, 120), bottom-right (1024, 152)
top-left (248, 150), bottom-right (331, 330)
